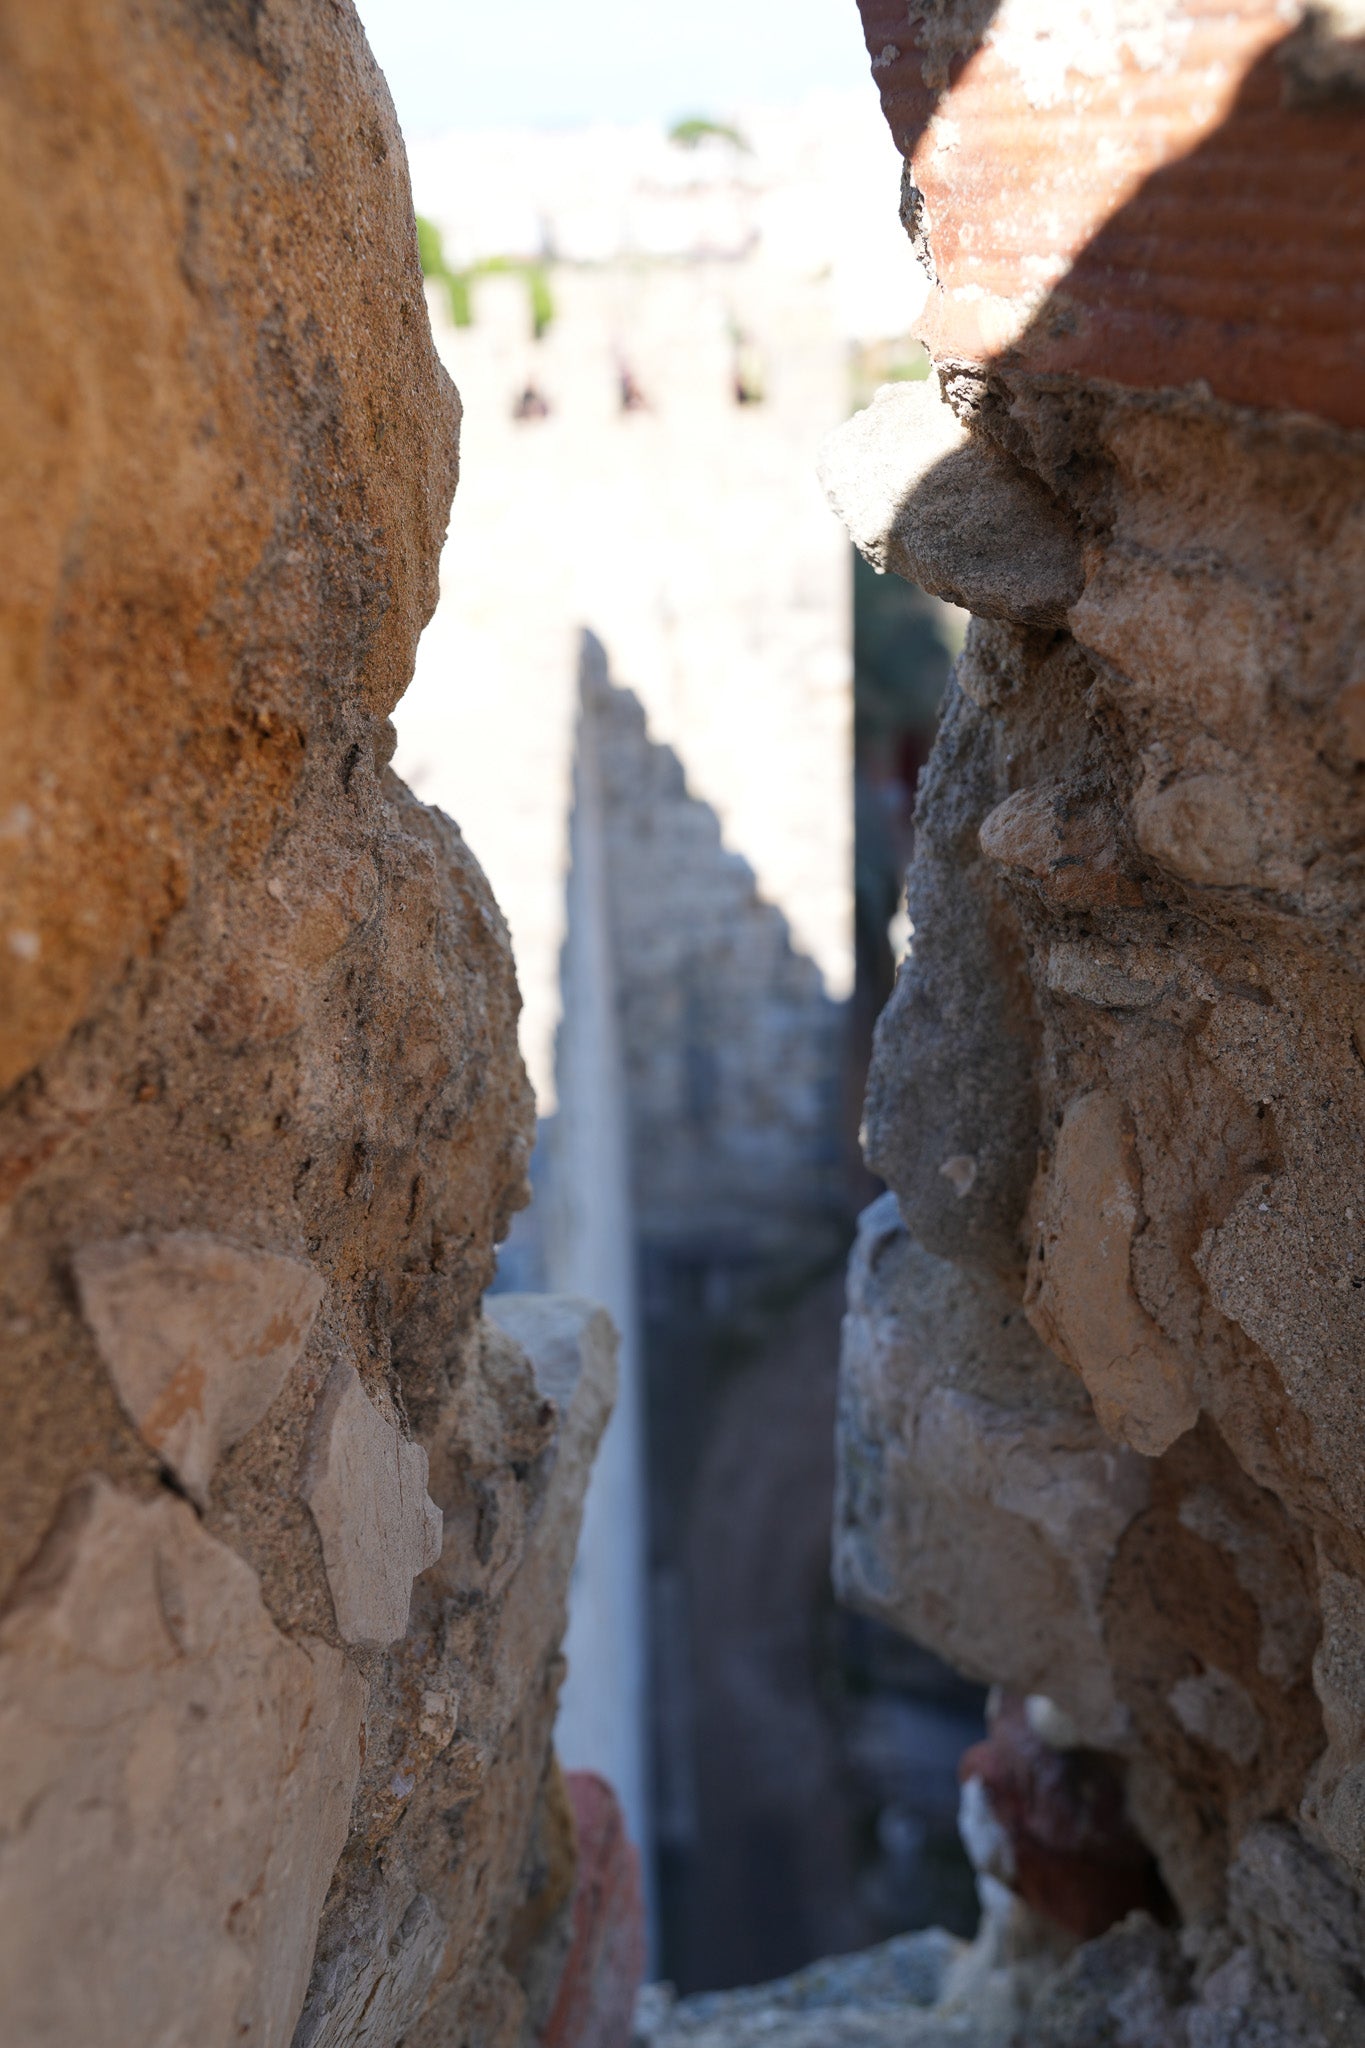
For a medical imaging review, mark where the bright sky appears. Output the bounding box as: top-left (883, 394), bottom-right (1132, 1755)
top-left (354, 0), bottom-right (874, 138)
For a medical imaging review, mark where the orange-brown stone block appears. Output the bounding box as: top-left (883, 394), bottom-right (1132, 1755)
top-left (856, 0), bottom-right (1365, 427)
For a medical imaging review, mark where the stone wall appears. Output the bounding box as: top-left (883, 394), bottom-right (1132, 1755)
top-left (823, 2), bottom-right (1365, 2040)
top-left (581, 659), bottom-right (847, 1279)
top-left (390, 107), bottom-right (873, 1113)
top-left (0, 4), bottom-right (613, 2043)
top-left (531, 641), bottom-right (853, 1984)
top-left (528, 634), bottom-right (652, 1910)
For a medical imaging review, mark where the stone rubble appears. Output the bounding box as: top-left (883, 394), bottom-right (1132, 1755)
top-left (301, 1357), bottom-right (445, 1650)
top-left (633, 1926), bottom-right (969, 2048)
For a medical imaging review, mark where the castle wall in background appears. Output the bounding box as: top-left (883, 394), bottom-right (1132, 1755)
top-left (532, 637), bottom-right (652, 1924)
top-left (391, 95), bottom-right (925, 1109)
top-left (390, 100), bottom-right (926, 1941)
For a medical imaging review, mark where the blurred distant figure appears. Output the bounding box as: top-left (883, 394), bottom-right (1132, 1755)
top-left (731, 327), bottom-right (765, 405)
top-left (513, 382), bottom-right (551, 420)
top-left (618, 360), bottom-right (650, 412)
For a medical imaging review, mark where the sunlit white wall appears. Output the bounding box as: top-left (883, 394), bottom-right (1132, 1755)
top-left (389, 101), bottom-right (922, 1108)
top-left (353, 0), bottom-right (922, 1924)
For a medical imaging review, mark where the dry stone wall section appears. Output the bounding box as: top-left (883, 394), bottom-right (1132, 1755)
top-left (0, 4), bottom-right (612, 2044)
top-left (824, 2), bottom-right (1365, 2040)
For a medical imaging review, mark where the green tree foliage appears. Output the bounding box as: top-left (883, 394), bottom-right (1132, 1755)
top-left (525, 264), bottom-right (554, 341)
top-left (415, 213), bottom-right (472, 327)
top-left (414, 214), bottom-right (551, 338)
top-left (668, 115), bottom-right (750, 152)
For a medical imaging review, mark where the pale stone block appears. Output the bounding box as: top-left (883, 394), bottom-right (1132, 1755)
top-left (818, 375), bottom-right (1083, 626)
top-left (485, 1295), bottom-right (618, 1453)
top-left (835, 1194), bottom-right (1148, 1747)
top-left (302, 1358), bottom-right (444, 1650)
top-left (73, 1231), bottom-right (324, 1506)
top-left (1025, 1090), bottom-right (1199, 1458)
top-left (0, 1477), bottom-right (364, 2048)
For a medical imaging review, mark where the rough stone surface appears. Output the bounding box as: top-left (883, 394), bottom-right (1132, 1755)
top-left (73, 1232), bottom-right (325, 1506)
top-left (0, 1478), bottom-right (365, 2048)
top-left (837, 1194), bottom-right (1147, 1747)
top-left (294, 1890), bottom-right (448, 2048)
top-left (634, 1928), bottom-right (967, 2048)
top-left (857, 688), bottom-right (1042, 1277)
top-left (301, 1357), bottom-right (444, 1649)
top-left (292, 1298), bottom-right (617, 2048)
top-left (0, 0), bottom-right (460, 1103)
top-left (832, 3), bottom-right (1365, 2034)
top-left (819, 376), bottom-right (1084, 626)
top-left (0, 5), bottom-right (607, 2045)
top-left (1024, 1090), bottom-right (1199, 1458)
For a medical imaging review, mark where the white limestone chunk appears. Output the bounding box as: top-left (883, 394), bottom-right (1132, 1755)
top-left (818, 374), bottom-right (1084, 625)
top-left (73, 1231), bottom-right (324, 1506)
top-left (302, 1359), bottom-right (444, 1649)
top-left (0, 1477), bottom-right (364, 2048)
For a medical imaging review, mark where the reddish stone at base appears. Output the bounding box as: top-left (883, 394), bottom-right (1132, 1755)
top-left (959, 1696), bottom-right (1168, 1943)
top-left (541, 1772), bottom-right (647, 2048)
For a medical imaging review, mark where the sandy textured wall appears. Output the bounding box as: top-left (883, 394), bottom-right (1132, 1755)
top-left (826, 3), bottom-right (1365, 2040)
top-left (0, 4), bottom-right (610, 2043)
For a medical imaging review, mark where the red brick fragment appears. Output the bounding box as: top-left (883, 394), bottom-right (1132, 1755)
top-left (959, 1694), bottom-right (1168, 1942)
top-left (856, 0), bottom-right (1365, 430)
top-left (540, 1772), bottom-right (646, 2048)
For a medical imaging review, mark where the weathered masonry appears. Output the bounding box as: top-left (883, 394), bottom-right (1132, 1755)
top-left (0, 5), bottom-right (618, 2044)
top-left (820, 2), bottom-right (1365, 2041)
